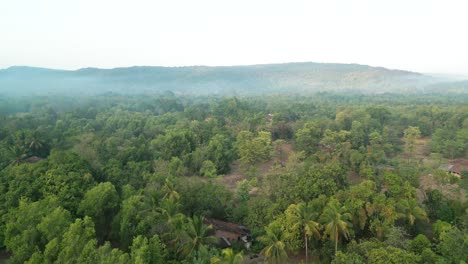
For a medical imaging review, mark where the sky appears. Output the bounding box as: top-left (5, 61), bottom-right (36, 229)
top-left (1, 0), bottom-right (468, 74)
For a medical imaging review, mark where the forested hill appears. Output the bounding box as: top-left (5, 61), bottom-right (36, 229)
top-left (0, 62), bottom-right (452, 95)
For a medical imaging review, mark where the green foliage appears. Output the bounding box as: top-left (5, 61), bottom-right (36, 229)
top-left (57, 217), bottom-right (97, 264)
top-left (436, 226), bottom-right (468, 263)
top-left (258, 223), bottom-right (288, 264)
top-left (403, 126), bottom-right (421, 160)
top-left (119, 195), bottom-right (150, 249)
top-left (178, 181), bottom-right (232, 219)
top-left (130, 236), bottom-right (151, 264)
top-left (151, 129), bottom-right (195, 160)
top-left (96, 242), bottom-right (130, 264)
top-left (236, 131), bottom-right (272, 165)
top-left (407, 234), bottom-right (431, 254)
top-left (4, 197), bottom-right (68, 264)
top-left (419, 248), bottom-right (439, 264)
top-left (320, 199), bottom-right (352, 255)
top-left (367, 246), bottom-right (421, 264)
top-left (180, 215), bottom-right (219, 260)
top-left (1, 94), bottom-right (467, 264)
top-left (200, 160), bottom-right (217, 178)
top-left (207, 134), bottom-right (235, 174)
top-left (331, 251), bottom-right (365, 264)
top-left (78, 182), bottom-right (119, 241)
top-left (295, 121), bottom-right (322, 154)
top-left (40, 150), bottom-right (96, 212)
top-left (284, 202), bottom-right (321, 263)
top-left (211, 248), bottom-right (244, 264)
top-left (432, 220), bottom-right (452, 240)
top-left (235, 179), bottom-right (251, 203)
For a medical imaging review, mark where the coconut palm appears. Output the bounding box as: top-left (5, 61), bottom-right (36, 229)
top-left (181, 215), bottom-right (219, 259)
top-left (8, 145), bottom-right (26, 166)
top-left (258, 224), bottom-right (288, 264)
top-left (28, 131), bottom-right (44, 152)
top-left (162, 177), bottom-right (180, 201)
top-left (319, 201), bottom-right (352, 256)
top-left (154, 197), bottom-right (186, 255)
top-left (397, 198), bottom-right (428, 225)
top-left (159, 197), bottom-right (184, 225)
top-left (289, 202), bottom-right (321, 264)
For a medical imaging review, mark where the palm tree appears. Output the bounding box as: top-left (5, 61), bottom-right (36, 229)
top-left (319, 201), bottom-right (352, 256)
top-left (159, 197), bottom-right (184, 225)
top-left (162, 177), bottom-right (180, 201)
top-left (258, 224), bottom-right (288, 264)
top-left (181, 215), bottom-right (219, 259)
top-left (289, 203), bottom-right (321, 264)
top-left (8, 145), bottom-right (26, 166)
top-left (166, 214), bottom-right (187, 257)
top-left (29, 130), bottom-right (44, 152)
top-left (152, 196), bottom-right (186, 256)
top-left (211, 248), bottom-right (243, 264)
top-left (397, 198), bottom-right (428, 225)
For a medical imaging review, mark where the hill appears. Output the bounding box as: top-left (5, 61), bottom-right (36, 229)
top-left (0, 62), bottom-right (464, 96)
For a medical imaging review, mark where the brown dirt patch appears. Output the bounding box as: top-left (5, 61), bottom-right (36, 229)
top-left (419, 174), bottom-right (466, 203)
top-left (414, 137), bottom-right (436, 165)
top-left (218, 142), bottom-right (295, 193)
top-left (218, 161), bottom-right (245, 192)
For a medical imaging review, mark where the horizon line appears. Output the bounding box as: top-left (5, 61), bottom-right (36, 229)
top-left (1, 61), bottom-right (419, 73)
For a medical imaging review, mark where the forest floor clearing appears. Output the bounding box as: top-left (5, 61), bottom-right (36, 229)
top-left (219, 142), bottom-right (295, 193)
top-left (414, 137), bottom-right (436, 165)
top-left (419, 173), bottom-right (467, 202)
top-left (413, 137), bottom-right (467, 202)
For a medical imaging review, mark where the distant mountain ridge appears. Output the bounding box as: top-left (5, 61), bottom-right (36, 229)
top-left (0, 62), bottom-right (465, 95)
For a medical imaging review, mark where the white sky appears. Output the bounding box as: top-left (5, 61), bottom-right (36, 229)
top-left (1, 0), bottom-right (467, 74)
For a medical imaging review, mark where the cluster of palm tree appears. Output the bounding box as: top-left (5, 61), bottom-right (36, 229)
top-left (7, 129), bottom-right (45, 166)
top-left (258, 192), bottom-right (429, 264)
top-left (8, 145), bottom-right (27, 166)
top-left (147, 179), bottom-right (224, 262)
top-left (154, 180), bottom-right (248, 263)
top-left (259, 200), bottom-right (352, 264)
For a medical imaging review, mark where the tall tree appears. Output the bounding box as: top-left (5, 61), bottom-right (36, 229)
top-left (57, 217), bottom-right (97, 264)
top-left (28, 130), bottom-right (44, 153)
top-left (403, 126), bottom-right (421, 162)
top-left (396, 198), bottom-right (428, 226)
top-left (78, 182), bottom-right (119, 241)
top-left (8, 145), bottom-right (26, 166)
top-left (181, 215), bottom-right (218, 259)
top-left (320, 200), bottom-right (352, 256)
top-left (287, 203), bottom-right (321, 264)
top-left (258, 224), bottom-right (288, 264)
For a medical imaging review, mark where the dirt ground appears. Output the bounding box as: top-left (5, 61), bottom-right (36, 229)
top-left (414, 137), bottom-right (467, 203)
top-left (218, 143), bottom-right (295, 193)
top-left (419, 173), bottom-right (466, 203)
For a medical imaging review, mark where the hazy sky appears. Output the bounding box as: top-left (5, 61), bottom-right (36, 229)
top-left (1, 0), bottom-right (467, 74)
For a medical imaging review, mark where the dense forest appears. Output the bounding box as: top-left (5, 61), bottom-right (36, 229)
top-left (0, 92), bottom-right (467, 264)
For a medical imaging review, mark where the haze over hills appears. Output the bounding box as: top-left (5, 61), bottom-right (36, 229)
top-left (0, 62), bottom-right (466, 96)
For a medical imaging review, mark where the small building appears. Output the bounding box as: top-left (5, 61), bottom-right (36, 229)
top-left (438, 162), bottom-right (467, 178)
top-left (22, 156), bottom-right (43, 164)
top-left (204, 218), bottom-right (252, 249)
